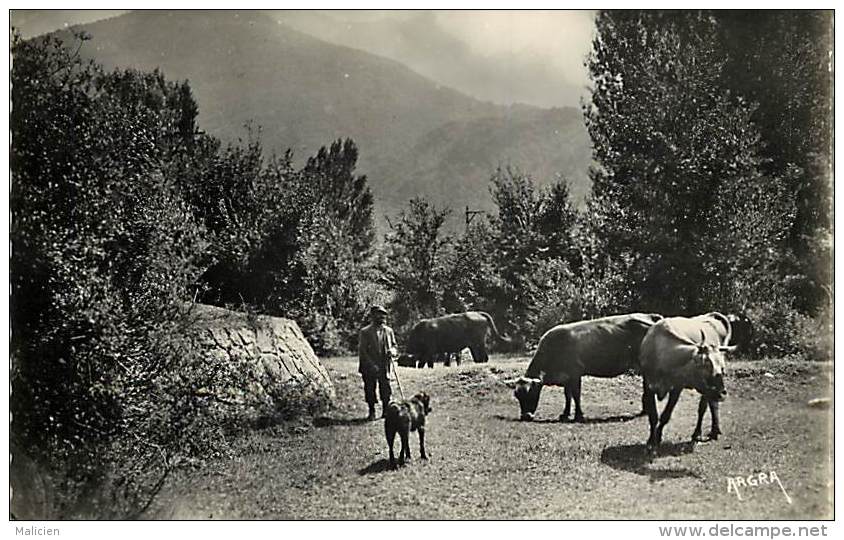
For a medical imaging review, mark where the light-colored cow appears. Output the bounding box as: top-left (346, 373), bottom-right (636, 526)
top-left (639, 312), bottom-right (737, 448)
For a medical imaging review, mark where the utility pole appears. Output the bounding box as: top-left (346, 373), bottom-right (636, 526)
top-left (465, 206), bottom-right (485, 232)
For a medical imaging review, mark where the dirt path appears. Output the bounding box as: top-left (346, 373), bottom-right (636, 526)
top-left (147, 356), bottom-right (833, 519)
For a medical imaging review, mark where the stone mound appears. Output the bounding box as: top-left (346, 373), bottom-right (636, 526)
top-left (189, 303), bottom-right (335, 417)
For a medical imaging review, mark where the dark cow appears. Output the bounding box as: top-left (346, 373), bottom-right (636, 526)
top-left (514, 313), bottom-right (663, 422)
top-left (406, 311), bottom-right (510, 368)
top-left (639, 312), bottom-right (737, 448)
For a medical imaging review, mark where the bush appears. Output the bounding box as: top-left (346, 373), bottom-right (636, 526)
top-left (746, 294), bottom-right (832, 362)
top-left (10, 31), bottom-right (230, 517)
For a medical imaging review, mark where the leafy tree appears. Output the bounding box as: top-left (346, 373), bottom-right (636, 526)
top-left (715, 11), bottom-right (832, 314)
top-left (583, 11), bottom-right (795, 317)
top-left (10, 31), bottom-right (224, 516)
top-left (192, 136), bottom-right (378, 353)
top-left (486, 167), bottom-right (580, 341)
top-left (382, 198), bottom-right (454, 333)
top-left (303, 138), bottom-right (376, 260)
top-left (442, 220), bottom-right (499, 315)
top-left (191, 136), bottom-right (314, 310)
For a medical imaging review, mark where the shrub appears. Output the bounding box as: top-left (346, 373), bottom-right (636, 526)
top-left (746, 293), bottom-right (832, 362)
top-left (10, 31), bottom-right (229, 517)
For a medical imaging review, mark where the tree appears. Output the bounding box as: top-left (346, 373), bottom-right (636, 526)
top-left (583, 11), bottom-right (795, 316)
top-left (442, 220), bottom-right (499, 315)
top-left (715, 11), bottom-right (832, 314)
top-left (11, 31), bottom-right (221, 516)
top-left (486, 167), bottom-right (580, 341)
top-left (303, 138), bottom-right (376, 260)
top-left (382, 198), bottom-right (454, 333)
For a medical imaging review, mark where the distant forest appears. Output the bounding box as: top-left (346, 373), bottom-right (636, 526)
top-left (10, 11), bottom-right (832, 516)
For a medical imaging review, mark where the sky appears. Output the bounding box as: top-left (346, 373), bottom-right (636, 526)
top-left (10, 9), bottom-right (595, 108)
top-left (276, 10), bottom-right (595, 108)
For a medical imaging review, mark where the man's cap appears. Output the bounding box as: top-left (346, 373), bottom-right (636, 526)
top-left (370, 305), bottom-right (388, 316)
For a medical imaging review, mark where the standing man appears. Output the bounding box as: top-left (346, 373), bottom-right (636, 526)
top-left (359, 305), bottom-right (398, 420)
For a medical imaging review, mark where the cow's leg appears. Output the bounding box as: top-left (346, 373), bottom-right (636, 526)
top-left (654, 388), bottom-right (683, 445)
top-left (572, 377), bottom-right (585, 422)
top-left (469, 343), bottom-right (489, 363)
top-left (643, 380), bottom-right (660, 448)
top-left (638, 377), bottom-right (649, 416)
top-left (455, 351), bottom-right (462, 366)
top-left (708, 400), bottom-right (722, 440)
top-left (441, 352), bottom-right (450, 367)
top-left (560, 385), bottom-right (572, 422)
top-left (692, 395), bottom-right (708, 442)
top-left (418, 353), bottom-right (433, 369)
top-left (418, 426), bottom-right (427, 460)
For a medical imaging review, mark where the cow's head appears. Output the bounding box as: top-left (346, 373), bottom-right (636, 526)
top-left (691, 330), bottom-right (736, 401)
top-left (514, 376), bottom-right (543, 421)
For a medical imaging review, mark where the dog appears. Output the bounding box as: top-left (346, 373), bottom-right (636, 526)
top-left (384, 391), bottom-right (431, 468)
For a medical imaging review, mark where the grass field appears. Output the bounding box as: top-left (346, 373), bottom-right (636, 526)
top-left (148, 355), bottom-right (833, 520)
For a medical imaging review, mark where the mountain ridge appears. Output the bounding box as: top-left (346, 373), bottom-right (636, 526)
top-left (54, 10), bottom-right (593, 224)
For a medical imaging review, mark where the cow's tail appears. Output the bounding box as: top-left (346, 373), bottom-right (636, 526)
top-left (706, 311), bottom-right (733, 346)
top-left (478, 311), bottom-right (511, 343)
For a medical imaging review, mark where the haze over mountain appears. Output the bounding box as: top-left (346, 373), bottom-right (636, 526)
top-left (271, 10), bottom-right (594, 109)
top-left (48, 10), bottom-right (593, 224)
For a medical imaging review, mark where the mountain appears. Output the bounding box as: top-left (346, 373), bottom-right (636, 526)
top-left (56, 10), bottom-right (593, 225)
top-left (377, 107), bottom-right (592, 214)
top-left (270, 10), bottom-right (590, 109)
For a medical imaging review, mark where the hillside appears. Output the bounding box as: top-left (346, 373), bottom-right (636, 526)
top-left (59, 10), bottom-right (593, 221)
top-left (377, 107), bottom-right (592, 215)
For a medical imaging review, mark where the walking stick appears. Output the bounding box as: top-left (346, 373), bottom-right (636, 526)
top-left (389, 353), bottom-right (405, 400)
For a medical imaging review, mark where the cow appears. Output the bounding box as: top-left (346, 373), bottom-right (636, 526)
top-left (639, 312), bottom-right (737, 448)
top-left (405, 311), bottom-right (510, 368)
top-left (513, 313), bottom-right (664, 423)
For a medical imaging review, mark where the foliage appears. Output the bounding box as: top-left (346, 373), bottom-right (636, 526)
top-left (303, 138), bottom-right (376, 260)
top-left (442, 220), bottom-right (500, 315)
top-left (583, 11), bottom-right (796, 319)
top-left (10, 31), bottom-right (229, 516)
top-left (382, 198), bottom-right (454, 335)
top-left (190, 135), bottom-right (378, 354)
top-left (715, 11), bottom-right (833, 315)
top-left (485, 167), bottom-right (580, 342)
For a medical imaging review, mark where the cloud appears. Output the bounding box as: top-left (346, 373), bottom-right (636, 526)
top-left (432, 11), bottom-right (596, 87)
